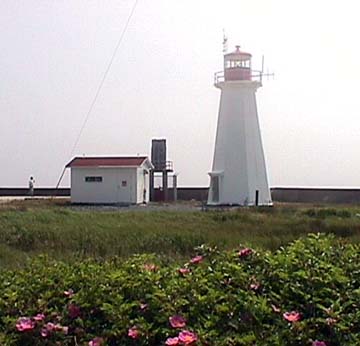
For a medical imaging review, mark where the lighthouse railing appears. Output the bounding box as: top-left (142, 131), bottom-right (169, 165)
top-left (214, 70), bottom-right (264, 84)
top-left (214, 71), bottom-right (224, 84)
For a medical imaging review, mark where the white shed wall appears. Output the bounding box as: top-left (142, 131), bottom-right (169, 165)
top-left (70, 167), bottom-right (137, 204)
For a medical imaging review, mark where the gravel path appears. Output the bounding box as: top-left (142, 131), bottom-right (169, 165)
top-left (71, 202), bottom-right (204, 212)
top-left (0, 197), bottom-right (205, 212)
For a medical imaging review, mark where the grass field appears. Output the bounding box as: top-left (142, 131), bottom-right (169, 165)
top-left (1, 199), bottom-right (360, 269)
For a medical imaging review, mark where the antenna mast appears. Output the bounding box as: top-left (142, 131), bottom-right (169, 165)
top-left (257, 55), bottom-right (274, 83)
top-left (222, 30), bottom-right (228, 54)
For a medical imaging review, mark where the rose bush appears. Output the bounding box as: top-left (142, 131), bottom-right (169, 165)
top-left (0, 234), bottom-right (359, 345)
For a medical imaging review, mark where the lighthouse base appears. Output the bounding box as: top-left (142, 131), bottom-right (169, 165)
top-left (207, 170), bottom-right (272, 206)
top-left (207, 176), bottom-right (273, 207)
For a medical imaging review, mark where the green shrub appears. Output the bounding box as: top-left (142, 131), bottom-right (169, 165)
top-left (0, 234), bottom-right (359, 345)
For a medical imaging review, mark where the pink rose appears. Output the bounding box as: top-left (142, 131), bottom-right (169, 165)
top-left (312, 341), bottom-right (327, 346)
top-left (64, 289), bottom-right (75, 298)
top-left (165, 336), bottom-right (179, 345)
top-left (128, 326), bottom-right (140, 339)
top-left (88, 337), bottom-right (104, 346)
top-left (45, 322), bottom-right (55, 331)
top-left (16, 317), bottom-right (35, 332)
top-left (178, 330), bottom-right (197, 344)
top-left (283, 311), bottom-right (301, 322)
top-left (140, 303), bottom-right (148, 311)
top-left (190, 255), bottom-right (203, 264)
top-left (179, 268), bottom-right (191, 275)
top-left (239, 248), bottom-right (253, 258)
top-left (33, 313), bottom-right (45, 321)
top-left (41, 327), bottom-right (49, 338)
top-left (169, 315), bottom-right (187, 328)
top-left (250, 282), bottom-right (260, 291)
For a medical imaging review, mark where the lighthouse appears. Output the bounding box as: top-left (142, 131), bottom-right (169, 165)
top-left (208, 45), bottom-right (272, 206)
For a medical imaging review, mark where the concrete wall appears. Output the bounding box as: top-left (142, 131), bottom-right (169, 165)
top-left (154, 187), bottom-right (360, 204)
top-left (0, 188), bottom-right (70, 197)
top-left (160, 188), bottom-right (208, 202)
top-left (271, 188), bottom-right (360, 204)
top-left (3, 186), bottom-right (360, 205)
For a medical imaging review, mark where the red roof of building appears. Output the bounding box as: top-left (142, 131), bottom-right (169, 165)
top-left (66, 156), bottom-right (150, 168)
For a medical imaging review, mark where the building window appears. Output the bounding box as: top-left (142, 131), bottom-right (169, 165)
top-left (121, 180), bottom-right (127, 187)
top-left (85, 176), bottom-right (103, 183)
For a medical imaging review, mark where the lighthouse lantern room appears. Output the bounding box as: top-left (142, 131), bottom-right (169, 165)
top-left (208, 45), bottom-right (272, 206)
top-left (224, 45), bottom-right (252, 81)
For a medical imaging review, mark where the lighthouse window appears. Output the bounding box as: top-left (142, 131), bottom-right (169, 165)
top-left (226, 59), bottom-right (250, 69)
top-left (85, 176), bottom-right (103, 183)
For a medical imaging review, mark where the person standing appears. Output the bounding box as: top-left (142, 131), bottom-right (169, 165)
top-left (29, 176), bottom-right (35, 197)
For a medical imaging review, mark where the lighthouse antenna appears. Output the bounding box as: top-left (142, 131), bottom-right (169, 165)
top-left (222, 29), bottom-right (228, 54)
top-left (255, 55), bottom-right (274, 82)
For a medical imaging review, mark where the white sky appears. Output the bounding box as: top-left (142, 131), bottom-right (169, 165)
top-left (1, 0), bottom-right (360, 187)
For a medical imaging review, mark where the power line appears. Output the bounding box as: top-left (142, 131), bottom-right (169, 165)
top-left (54, 0), bottom-right (140, 193)
top-left (69, 0), bottom-right (140, 157)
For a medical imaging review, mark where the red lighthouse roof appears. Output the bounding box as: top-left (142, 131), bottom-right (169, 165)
top-left (225, 45), bottom-right (252, 59)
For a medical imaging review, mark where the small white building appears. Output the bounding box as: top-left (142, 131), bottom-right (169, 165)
top-left (66, 156), bottom-right (153, 204)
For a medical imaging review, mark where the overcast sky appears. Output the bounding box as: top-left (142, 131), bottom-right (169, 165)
top-left (1, 0), bottom-right (360, 187)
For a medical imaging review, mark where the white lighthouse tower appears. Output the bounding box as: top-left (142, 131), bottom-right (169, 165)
top-left (208, 45), bottom-right (272, 206)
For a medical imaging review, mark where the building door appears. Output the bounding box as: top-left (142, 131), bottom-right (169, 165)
top-left (210, 176), bottom-right (220, 203)
top-left (143, 170), bottom-right (147, 203)
top-left (117, 174), bottom-right (132, 204)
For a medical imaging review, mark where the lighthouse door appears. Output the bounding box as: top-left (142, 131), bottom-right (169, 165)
top-left (210, 176), bottom-right (220, 203)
